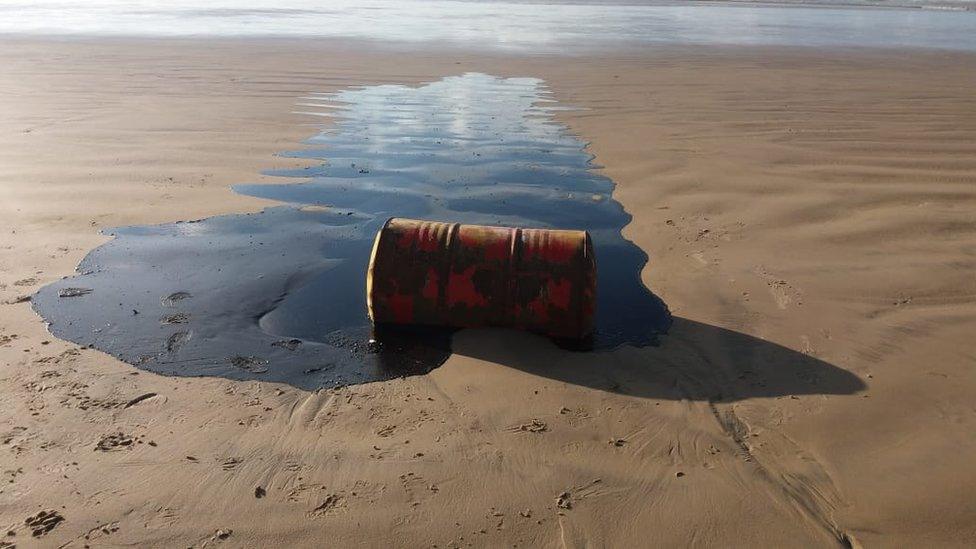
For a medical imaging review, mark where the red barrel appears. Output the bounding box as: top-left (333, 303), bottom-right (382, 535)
top-left (366, 218), bottom-right (596, 339)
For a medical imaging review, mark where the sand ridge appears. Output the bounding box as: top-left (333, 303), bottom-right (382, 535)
top-left (1, 38), bottom-right (976, 547)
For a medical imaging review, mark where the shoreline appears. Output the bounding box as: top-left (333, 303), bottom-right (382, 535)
top-left (3, 33), bottom-right (976, 56)
top-left (3, 2), bottom-right (976, 54)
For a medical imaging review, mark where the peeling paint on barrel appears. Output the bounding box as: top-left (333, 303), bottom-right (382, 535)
top-left (367, 218), bottom-right (595, 339)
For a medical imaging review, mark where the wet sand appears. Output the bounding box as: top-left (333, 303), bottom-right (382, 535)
top-left (2, 38), bottom-right (976, 546)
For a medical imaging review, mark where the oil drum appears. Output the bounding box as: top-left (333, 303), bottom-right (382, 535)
top-left (366, 218), bottom-right (596, 339)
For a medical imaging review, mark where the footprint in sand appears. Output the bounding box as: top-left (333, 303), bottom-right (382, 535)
top-left (399, 472), bottom-right (436, 507)
top-left (690, 251), bottom-right (710, 266)
top-left (555, 478), bottom-right (608, 511)
top-left (506, 419), bottom-right (548, 433)
top-left (35, 348), bottom-right (81, 366)
top-left (58, 287), bottom-right (92, 298)
top-left (309, 494), bottom-right (345, 517)
top-left (82, 521), bottom-right (121, 543)
top-left (25, 509), bottom-right (64, 537)
top-left (165, 330), bottom-right (191, 353)
top-left (219, 457), bottom-right (243, 471)
top-left (160, 291), bottom-right (191, 307)
top-left (190, 528), bottom-right (232, 548)
top-left (160, 312), bottom-right (190, 325)
top-left (230, 355), bottom-right (268, 373)
top-left (3, 426), bottom-right (28, 448)
top-left (95, 432), bottom-right (143, 451)
top-left (3, 467), bottom-right (24, 485)
top-left (556, 491), bottom-right (572, 509)
top-left (754, 266), bottom-right (803, 309)
top-left (271, 338), bottom-right (303, 351)
top-left (123, 392), bottom-right (162, 408)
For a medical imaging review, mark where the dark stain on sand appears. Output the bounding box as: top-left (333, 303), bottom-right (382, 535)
top-left (32, 73), bottom-right (671, 389)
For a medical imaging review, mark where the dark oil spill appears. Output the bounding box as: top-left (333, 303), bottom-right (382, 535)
top-left (32, 73), bottom-right (670, 389)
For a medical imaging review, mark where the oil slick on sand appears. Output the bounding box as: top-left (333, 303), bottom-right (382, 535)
top-left (33, 73), bottom-right (670, 389)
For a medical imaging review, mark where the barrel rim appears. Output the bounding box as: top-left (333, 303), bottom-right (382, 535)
top-left (365, 217), bottom-right (395, 322)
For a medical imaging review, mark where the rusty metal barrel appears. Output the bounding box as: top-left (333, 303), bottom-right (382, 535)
top-left (366, 218), bottom-right (596, 339)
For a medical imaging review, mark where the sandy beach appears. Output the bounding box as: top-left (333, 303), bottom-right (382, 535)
top-left (2, 35), bottom-right (976, 547)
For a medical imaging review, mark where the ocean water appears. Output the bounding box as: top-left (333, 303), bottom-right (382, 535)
top-left (1, 0), bottom-right (975, 52)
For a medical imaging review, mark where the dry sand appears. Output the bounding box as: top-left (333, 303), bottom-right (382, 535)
top-left (2, 38), bottom-right (976, 547)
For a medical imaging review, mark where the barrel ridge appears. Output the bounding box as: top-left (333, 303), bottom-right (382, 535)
top-left (578, 231), bottom-right (596, 338)
top-left (506, 227), bottom-right (523, 330)
top-left (437, 222), bottom-right (460, 324)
